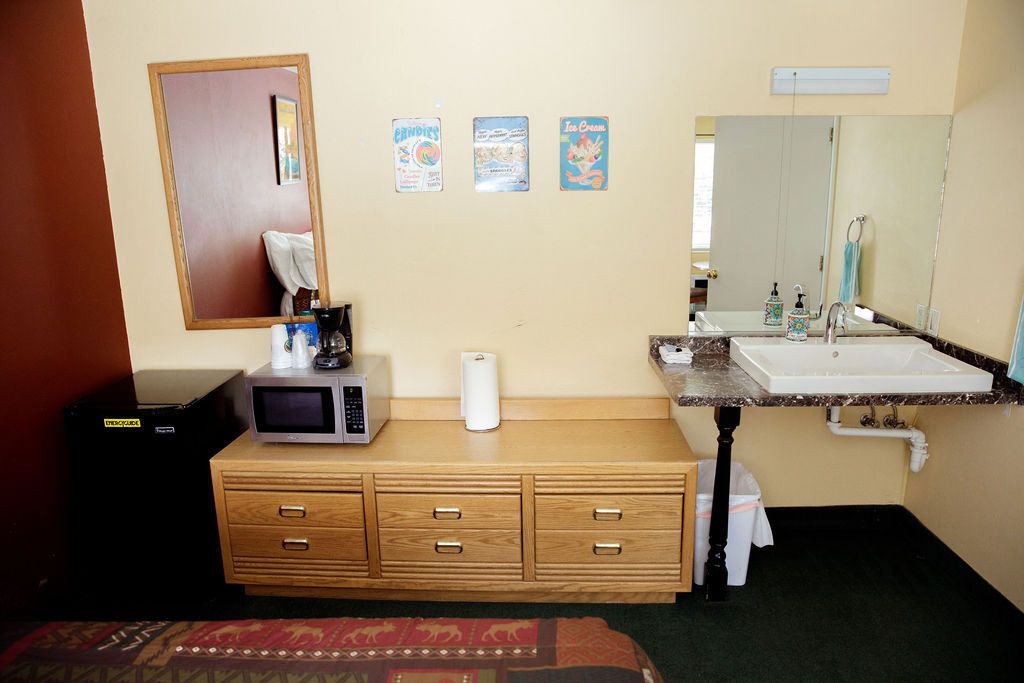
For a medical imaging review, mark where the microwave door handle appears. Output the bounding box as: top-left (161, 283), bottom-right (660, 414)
top-left (336, 379), bottom-right (348, 442)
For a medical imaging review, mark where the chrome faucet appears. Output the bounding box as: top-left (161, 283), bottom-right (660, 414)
top-left (824, 301), bottom-right (847, 344)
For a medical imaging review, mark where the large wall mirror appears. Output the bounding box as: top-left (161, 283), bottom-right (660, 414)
top-left (690, 115), bottom-right (950, 335)
top-left (149, 54), bottom-right (329, 329)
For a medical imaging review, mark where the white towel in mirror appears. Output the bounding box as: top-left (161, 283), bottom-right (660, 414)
top-left (263, 230), bottom-right (317, 296)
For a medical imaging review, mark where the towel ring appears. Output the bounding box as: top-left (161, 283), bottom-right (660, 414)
top-left (847, 215), bottom-right (866, 243)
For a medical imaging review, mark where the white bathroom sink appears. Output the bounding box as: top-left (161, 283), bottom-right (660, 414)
top-left (729, 336), bottom-right (994, 394)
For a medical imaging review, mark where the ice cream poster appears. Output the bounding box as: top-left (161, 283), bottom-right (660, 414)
top-left (473, 116), bottom-right (529, 192)
top-left (393, 118), bottom-right (443, 192)
top-left (560, 116), bottom-right (608, 191)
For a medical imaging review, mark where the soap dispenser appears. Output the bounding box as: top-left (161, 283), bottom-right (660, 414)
top-left (786, 286), bottom-right (809, 342)
top-left (764, 282), bottom-right (783, 327)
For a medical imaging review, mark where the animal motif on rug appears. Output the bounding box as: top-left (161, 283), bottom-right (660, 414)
top-left (414, 623), bottom-right (463, 643)
top-left (480, 620), bottom-right (534, 642)
top-left (339, 622), bottom-right (396, 645)
top-left (283, 623), bottom-right (326, 646)
top-left (204, 622), bottom-right (264, 644)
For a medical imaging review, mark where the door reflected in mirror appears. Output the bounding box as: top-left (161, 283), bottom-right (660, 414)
top-left (149, 55), bottom-right (329, 329)
top-left (691, 115), bottom-right (950, 333)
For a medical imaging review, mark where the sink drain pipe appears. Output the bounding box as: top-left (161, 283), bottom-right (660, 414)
top-left (825, 406), bottom-right (929, 472)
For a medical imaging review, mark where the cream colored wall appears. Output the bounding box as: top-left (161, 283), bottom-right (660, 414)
top-left (824, 117), bottom-right (949, 325)
top-left (904, 0), bottom-right (1024, 611)
top-left (928, 4), bottom-right (1024, 358)
top-left (672, 405), bottom-right (910, 506)
top-left (907, 406), bottom-right (1023, 608)
top-left (83, 0), bottom-right (966, 505)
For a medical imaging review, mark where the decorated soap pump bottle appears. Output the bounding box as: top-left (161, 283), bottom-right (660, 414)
top-left (764, 282), bottom-right (784, 327)
top-left (786, 285), bottom-right (810, 342)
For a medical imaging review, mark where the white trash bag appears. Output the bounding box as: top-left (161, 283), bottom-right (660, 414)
top-left (692, 459), bottom-right (773, 586)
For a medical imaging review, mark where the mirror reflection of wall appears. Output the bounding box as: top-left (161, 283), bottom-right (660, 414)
top-left (823, 117), bottom-right (950, 326)
top-left (150, 56), bottom-right (329, 329)
top-left (691, 115), bottom-right (950, 331)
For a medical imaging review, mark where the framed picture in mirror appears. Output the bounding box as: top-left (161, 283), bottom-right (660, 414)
top-left (148, 54), bottom-right (330, 330)
top-left (273, 95), bottom-right (301, 185)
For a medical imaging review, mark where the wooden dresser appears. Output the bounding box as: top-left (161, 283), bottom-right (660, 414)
top-left (210, 399), bottom-right (697, 603)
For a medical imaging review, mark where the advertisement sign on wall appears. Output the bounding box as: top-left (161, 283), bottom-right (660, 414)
top-left (393, 118), bottom-right (443, 192)
top-left (560, 116), bottom-right (608, 191)
top-left (473, 116), bottom-right (529, 192)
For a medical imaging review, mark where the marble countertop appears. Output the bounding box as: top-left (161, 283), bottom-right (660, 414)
top-left (649, 335), bottom-right (1024, 408)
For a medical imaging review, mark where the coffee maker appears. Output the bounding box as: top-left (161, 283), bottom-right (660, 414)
top-left (312, 303), bottom-right (353, 369)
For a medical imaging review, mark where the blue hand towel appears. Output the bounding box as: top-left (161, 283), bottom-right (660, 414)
top-left (1009, 295), bottom-right (1024, 384)
top-left (837, 240), bottom-right (861, 304)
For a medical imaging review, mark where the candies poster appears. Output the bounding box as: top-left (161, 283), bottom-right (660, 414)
top-left (560, 116), bottom-right (608, 191)
top-left (473, 116), bottom-right (529, 192)
top-left (393, 118), bottom-right (443, 192)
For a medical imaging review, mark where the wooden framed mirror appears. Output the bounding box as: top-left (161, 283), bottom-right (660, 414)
top-left (148, 54), bottom-right (330, 329)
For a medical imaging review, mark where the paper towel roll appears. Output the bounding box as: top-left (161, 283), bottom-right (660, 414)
top-left (270, 324), bottom-right (291, 369)
top-left (461, 352), bottom-right (500, 432)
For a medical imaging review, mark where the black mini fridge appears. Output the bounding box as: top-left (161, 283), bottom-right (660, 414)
top-left (63, 369), bottom-right (247, 600)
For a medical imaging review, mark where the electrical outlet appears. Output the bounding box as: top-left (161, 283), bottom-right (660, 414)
top-left (927, 308), bottom-right (941, 336)
top-left (915, 304), bottom-right (927, 329)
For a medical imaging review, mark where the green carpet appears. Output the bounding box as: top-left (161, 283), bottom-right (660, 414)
top-left (22, 506), bottom-right (1022, 681)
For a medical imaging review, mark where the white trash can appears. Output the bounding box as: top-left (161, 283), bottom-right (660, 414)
top-left (692, 459), bottom-right (774, 586)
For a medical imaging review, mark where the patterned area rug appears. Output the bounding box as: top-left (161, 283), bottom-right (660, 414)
top-left (0, 617), bottom-right (662, 682)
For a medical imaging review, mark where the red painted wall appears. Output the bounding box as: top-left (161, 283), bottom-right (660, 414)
top-left (162, 69), bottom-right (312, 319)
top-left (0, 0), bottom-right (132, 613)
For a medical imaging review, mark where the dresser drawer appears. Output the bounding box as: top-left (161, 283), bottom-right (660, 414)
top-left (225, 491), bottom-right (364, 528)
top-left (378, 528), bottom-right (522, 563)
top-left (376, 493), bottom-right (521, 529)
top-left (535, 494), bottom-right (682, 530)
top-left (229, 524), bottom-right (367, 561)
top-left (535, 530), bottom-right (681, 564)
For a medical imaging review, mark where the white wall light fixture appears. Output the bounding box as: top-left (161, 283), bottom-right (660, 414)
top-left (771, 67), bottom-right (891, 95)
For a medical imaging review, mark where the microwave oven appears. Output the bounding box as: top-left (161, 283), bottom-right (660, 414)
top-left (245, 355), bottom-right (390, 443)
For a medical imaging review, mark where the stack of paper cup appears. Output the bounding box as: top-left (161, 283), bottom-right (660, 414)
top-left (270, 324), bottom-right (291, 369)
top-left (291, 330), bottom-right (312, 369)
top-left (460, 352), bottom-right (500, 431)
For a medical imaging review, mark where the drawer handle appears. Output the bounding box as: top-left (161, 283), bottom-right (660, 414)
top-left (593, 542), bottom-right (623, 556)
top-left (435, 540), bottom-right (463, 554)
top-left (593, 507), bottom-right (623, 521)
top-left (279, 504), bottom-right (307, 518)
top-left (282, 538), bottom-right (310, 551)
top-left (433, 507), bottom-right (462, 520)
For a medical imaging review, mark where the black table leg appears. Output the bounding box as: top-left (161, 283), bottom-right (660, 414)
top-left (705, 405), bottom-right (741, 601)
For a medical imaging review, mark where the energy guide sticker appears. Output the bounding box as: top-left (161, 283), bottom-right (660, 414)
top-left (103, 418), bottom-right (141, 428)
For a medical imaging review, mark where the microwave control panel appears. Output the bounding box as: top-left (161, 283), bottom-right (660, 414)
top-left (342, 385), bottom-right (366, 437)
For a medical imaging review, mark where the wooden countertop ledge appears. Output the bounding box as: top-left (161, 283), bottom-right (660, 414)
top-left (214, 398), bottom-right (695, 472)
